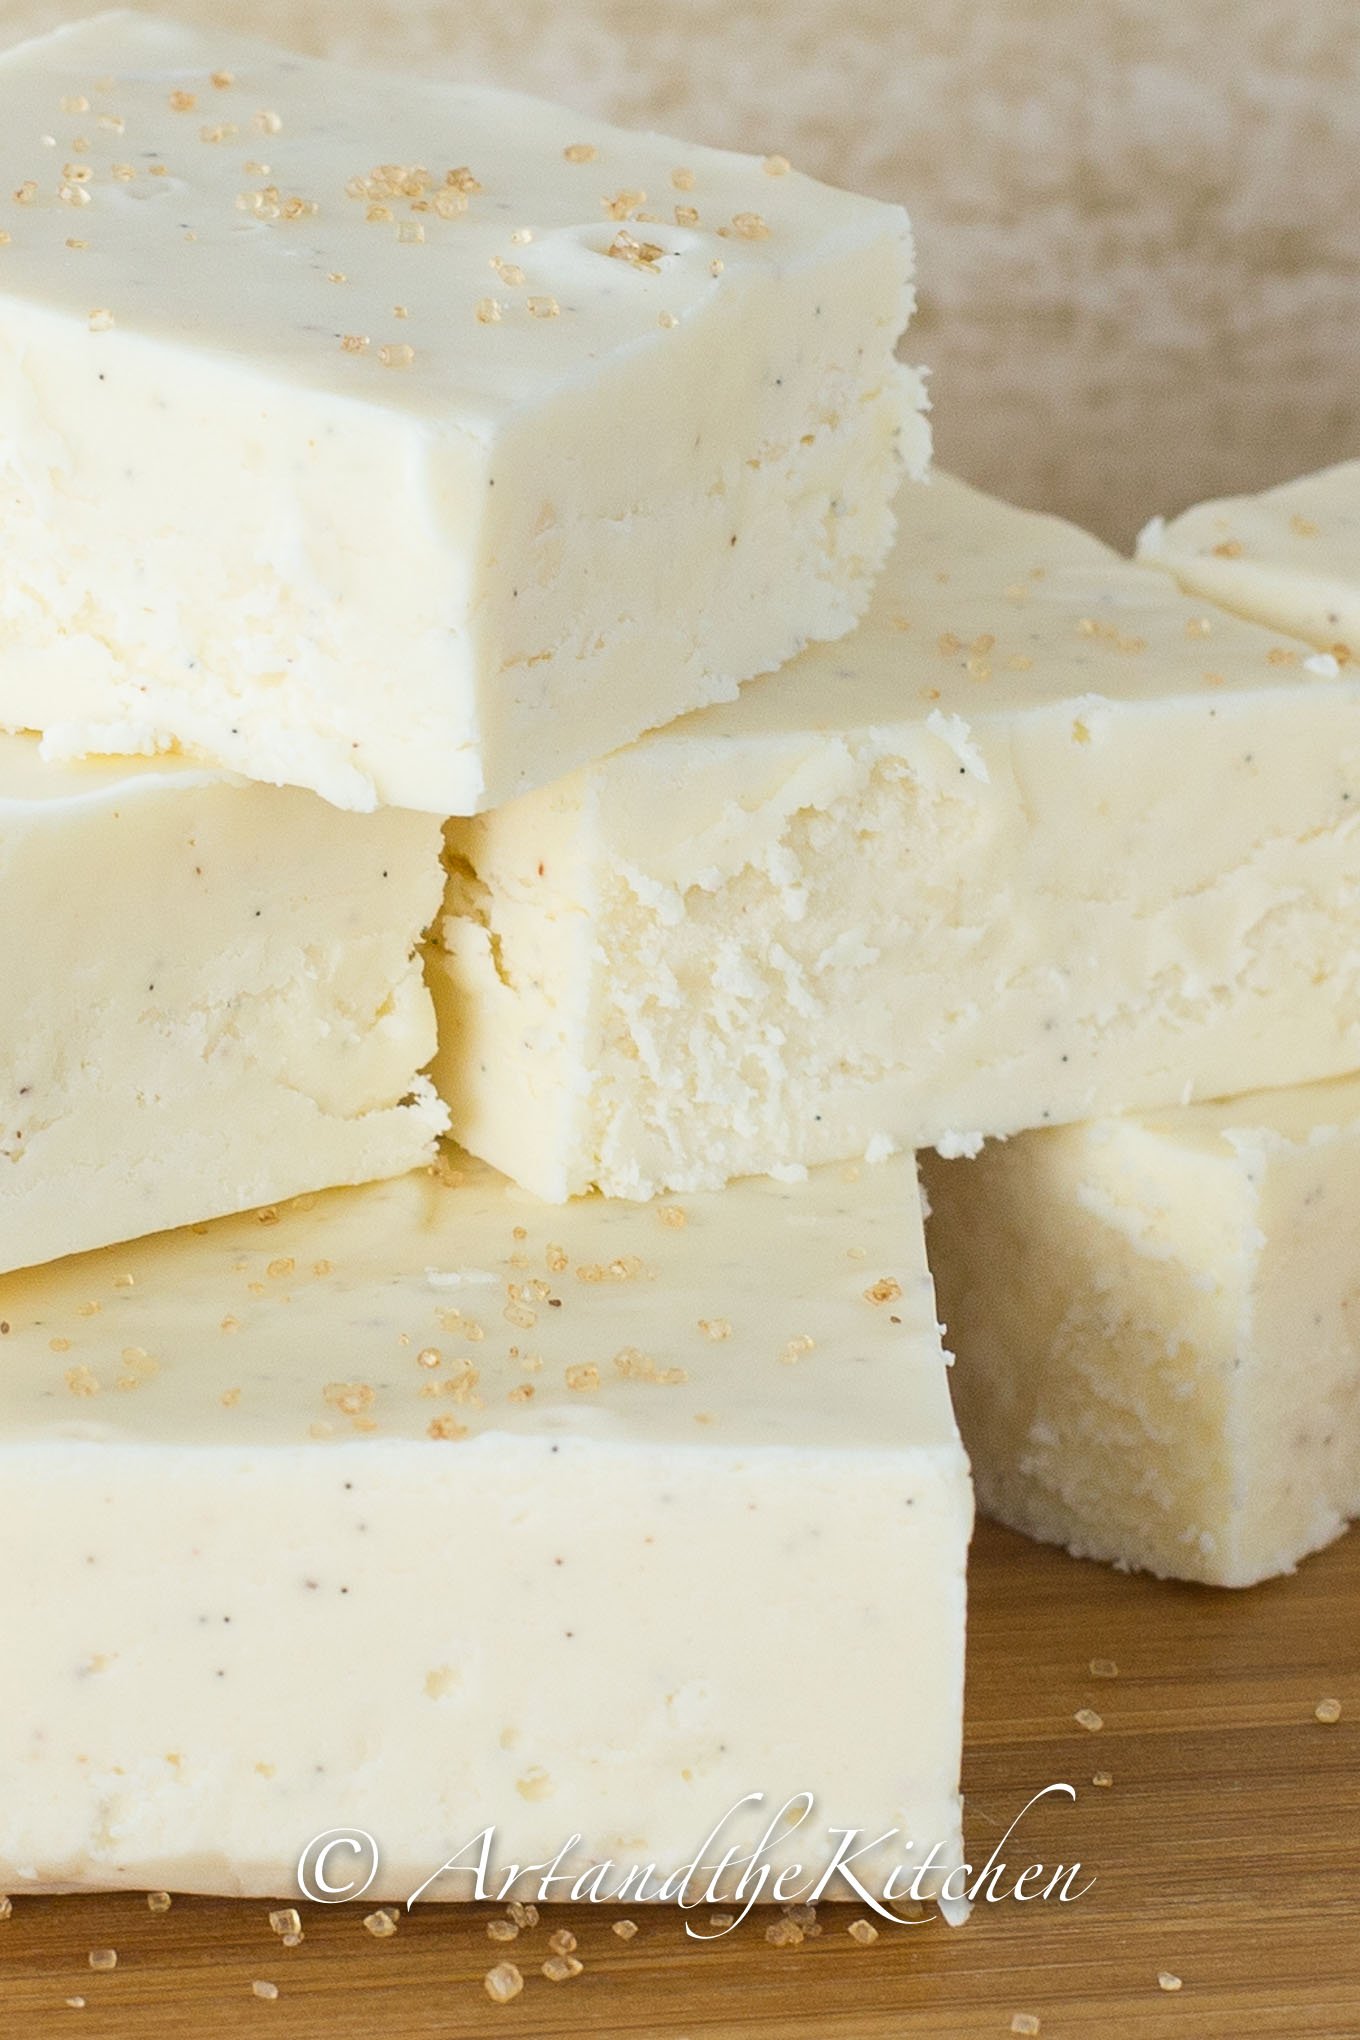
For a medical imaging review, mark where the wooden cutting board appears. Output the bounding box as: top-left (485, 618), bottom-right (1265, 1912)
top-left (3, 1516), bottom-right (1357, 2039)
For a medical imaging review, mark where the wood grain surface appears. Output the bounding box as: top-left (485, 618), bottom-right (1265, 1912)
top-left (2, 1517), bottom-right (1356, 2040)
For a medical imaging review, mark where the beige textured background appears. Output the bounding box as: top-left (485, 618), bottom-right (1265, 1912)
top-left (4, 0), bottom-right (1357, 542)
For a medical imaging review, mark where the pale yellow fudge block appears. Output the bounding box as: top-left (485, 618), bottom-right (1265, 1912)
top-left (0, 738), bottom-right (444, 1275)
top-left (924, 1077), bottom-right (1360, 1587)
top-left (0, 1154), bottom-right (970, 1906)
top-left (1140, 461), bottom-right (1360, 655)
top-left (433, 474), bottom-right (1360, 1200)
top-left (0, 13), bottom-right (926, 816)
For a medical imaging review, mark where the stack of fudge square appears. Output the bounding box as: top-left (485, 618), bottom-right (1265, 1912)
top-left (0, 13), bottom-right (1356, 1914)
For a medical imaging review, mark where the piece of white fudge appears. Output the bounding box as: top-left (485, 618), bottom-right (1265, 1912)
top-left (1140, 461), bottom-right (1360, 656)
top-left (0, 13), bottom-right (926, 816)
top-left (0, 1153), bottom-right (970, 1907)
top-left (924, 1077), bottom-right (1360, 1587)
top-left (432, 474), bottom-right (1360, 1201)
top-left (0, 737), bottom-right (444, 1275)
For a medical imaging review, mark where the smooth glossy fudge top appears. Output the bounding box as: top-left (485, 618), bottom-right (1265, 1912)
top-left (0, 11), bottom-right (912, 428)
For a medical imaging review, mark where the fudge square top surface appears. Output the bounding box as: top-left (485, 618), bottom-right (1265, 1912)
top-left (1140, 460), bottom-right (1360, 655)
top-left (0, 1151), bottom-right (955, 1459)
top-left (0, 13), bottom-right (923, 814)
